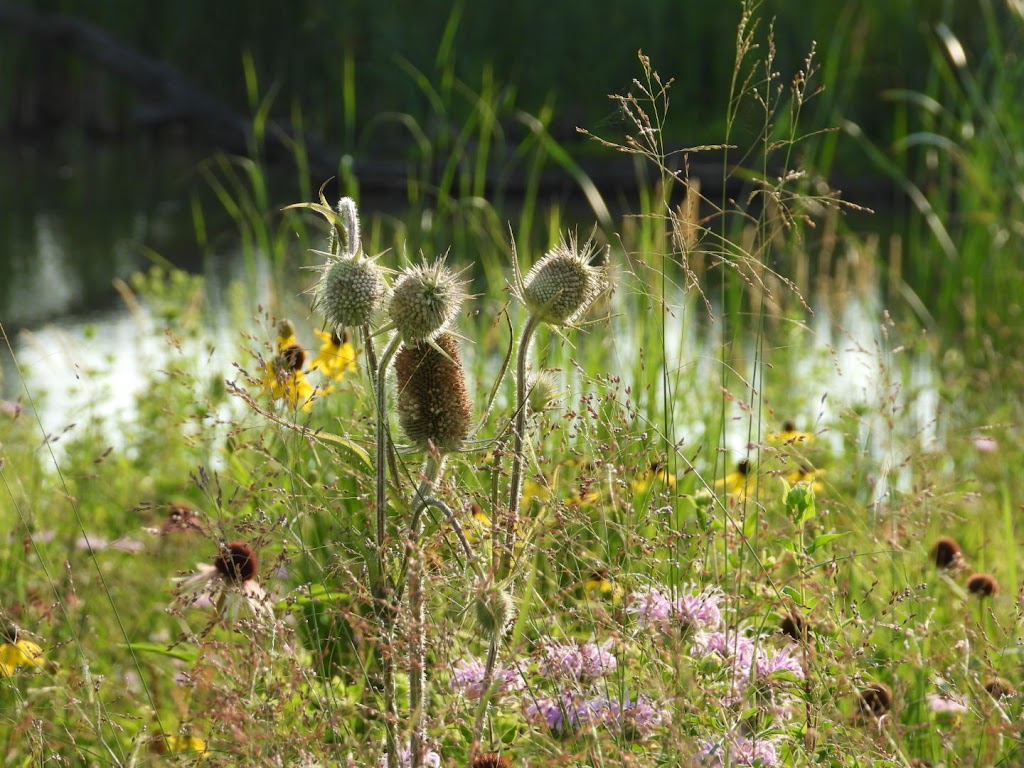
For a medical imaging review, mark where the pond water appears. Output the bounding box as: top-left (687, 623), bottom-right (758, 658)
top-left (0, 141), bottom-right (941, 497)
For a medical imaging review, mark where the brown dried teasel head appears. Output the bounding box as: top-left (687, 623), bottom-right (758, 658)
top-left (395, 333), bottom-right (473, 453)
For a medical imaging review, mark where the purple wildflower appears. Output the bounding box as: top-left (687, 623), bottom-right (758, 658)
top-left (578, 693), bottom-right (670, 737)
top-left (927, 691), bottom-right (968, 714)
top-left (450, 657), bottom-right (525, 698)
top-left (629, 586), bottom-right (723, 632)
top-left (695, 735), bottom-right (780, 767)
top-left (754, 645), bottom-right (804, 682)
top-left (525, 694), bottom-right (581, 735)
top-left (378, 746), bottom-right (441, 767)
top-left (540, 640), bottom-right (617, 682)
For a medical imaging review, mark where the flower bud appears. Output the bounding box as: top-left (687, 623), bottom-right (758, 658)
top-left (473, 582), bottom-right (515, 637)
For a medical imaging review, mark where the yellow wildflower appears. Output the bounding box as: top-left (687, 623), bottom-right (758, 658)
top-left (785, 463), bottom-right (824, 493)
top-left (0, 625), bottom-right (44, 675)
top-left (716, 458), bottom-right (759, 499)
top-left (275, 319), bottom-right (298, 351)
top-left (309, 329), bottom-right (357, 381)
top-left (567, 485), bottom-right (600, 507)
top-left (522, 477), bottom-right (553, 506)
top-left (583, 569), bottom-right (624, 602)
top-left (768, 420), bottom-right (815, 445)
top-left (631, 459), bottom-right (677, 493)
top-left (154, 732), bottom-right (208, 759)
top-left (260, 343), bottom-right (315, 412)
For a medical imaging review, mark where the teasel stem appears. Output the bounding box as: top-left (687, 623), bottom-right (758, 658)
top-left (500, 313), bottom-right (541, 579)
top-left (372, 332), bottom-right (402, 768)
top-left (470, 631), bottom-right (501, 757)
top-left (406, 453), bottom-right (444, 768)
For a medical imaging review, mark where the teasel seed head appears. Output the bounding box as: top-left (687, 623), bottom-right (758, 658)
top-left (521, 233), bottom-right (608, 326)
top-left (388, 257), bottom-right (467, 343)
top-left (967, 572), bottom-right (999, 598)
top-left (473, 581), bottom-right (515, 637)
top-left (315, 255), bottom-right (389, 330)
top-left (526, 370), bottom-right (563, 416)
top-left (395, 333), bottom-right (473, 452)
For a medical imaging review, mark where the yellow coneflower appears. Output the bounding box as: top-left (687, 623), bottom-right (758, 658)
top-left (631, 459), bottom-right (677, 493)
top-left (768, 420), bottom-right (815, 445)
top-left (309, 329), bottom-right (357, 381)
top-left (0, 624), bottom-right (44, 676)
top-left (583, 568), bottom-right (624, 602)
top-left (785, 463), bottom-right (824, 493)
top-left (716, 458), bottom-right (758, 499)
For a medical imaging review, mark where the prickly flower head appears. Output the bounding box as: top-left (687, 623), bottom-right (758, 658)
top-left (395, 333), bottom-right (473, 452)
top-left (388, 257), bottom-right (467, 343)
top-left (521, 234), bottom-right (608, 326)
top-left (314, 254), bottom-right (389, 329)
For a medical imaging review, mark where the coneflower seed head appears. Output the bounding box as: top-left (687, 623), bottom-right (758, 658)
top-left (858, 682), bottom-right (893, 717)
top-left (932, 537), bottom-right (962, 569)
top-left (967, 572), bottom-right (999, 598)
top-left (214, 541), bottom-right (259, 584)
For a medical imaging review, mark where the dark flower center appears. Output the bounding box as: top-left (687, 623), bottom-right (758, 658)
top-left (214, 541), bottom-right (259, 583)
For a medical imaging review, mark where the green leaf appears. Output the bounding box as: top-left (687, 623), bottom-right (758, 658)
top-left (807, 532), bottom-right (846, 554)
top-left (124, 643), bottom-right (200, 663)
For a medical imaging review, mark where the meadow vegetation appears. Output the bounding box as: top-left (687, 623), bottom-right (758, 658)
top-left (3, 2), bottom-right (1024, 766)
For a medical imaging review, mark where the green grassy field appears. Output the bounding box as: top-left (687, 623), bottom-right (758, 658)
top-left (3, 4), bottom-right (1024, 766)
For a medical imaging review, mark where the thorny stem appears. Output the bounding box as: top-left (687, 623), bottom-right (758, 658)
top-left (373, 333), bottom-right (402, 768)
top-left (470, 632), bottom-right (501, 756)
top-left (407, 454), bottom-right (445, 768)
top-left (500, 313), bottom-right (540, 579)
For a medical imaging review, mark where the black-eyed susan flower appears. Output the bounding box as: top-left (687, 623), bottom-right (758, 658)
top-left (716, 458), bottom-right (758, 499)
top-left (153, 732), bottom-right (208, 758)
top-left (584, 568), bottom-right (624, 602)
top-left (173, 541), bottom-right (273, 624)
top-left (309, 329), bottom-right (357, 381)
top-left (259, 326), bottom-right (317, 412)
top-left (785, 463), bottom-right (824, 493)
top-left (631, 459), bottom-right (677, 493)
top-left (0, 624), bottom-right (44, 676)
top-left (768, 420), bottom-right (815, 445)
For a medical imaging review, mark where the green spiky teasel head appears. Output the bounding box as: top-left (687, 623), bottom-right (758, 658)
top-left (394, 333), bottom-right (473, 452)
top-left (388, 257), bottom-right (467, 344)
top-left (520, 233), bottom-right (609, 326)
top-left (314, 255), bottom-right (389, 330)
top-left (526, 370), bottom-right (564, 416)
top-left (472, 580), bottom-right (516, 637)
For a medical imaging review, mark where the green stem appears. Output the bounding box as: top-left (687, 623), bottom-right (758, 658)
top-left (373, 333), bottom-right (401, 768)
top-left (500, 313), bottom-right (540, 579)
